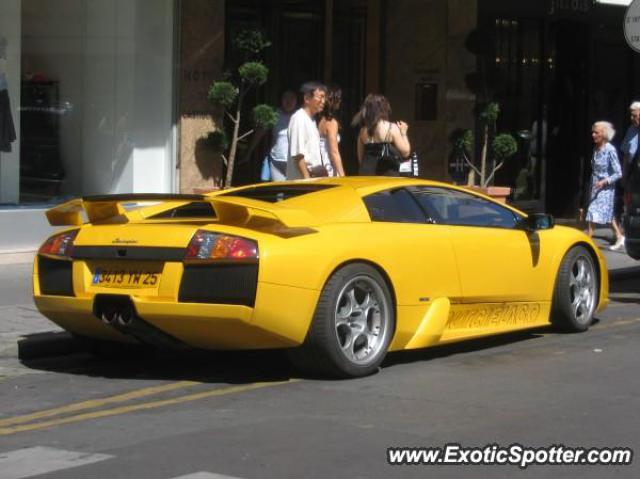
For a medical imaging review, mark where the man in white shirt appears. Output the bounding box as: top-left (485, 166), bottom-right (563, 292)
top-left (286, 81), bottom-right (327, 179)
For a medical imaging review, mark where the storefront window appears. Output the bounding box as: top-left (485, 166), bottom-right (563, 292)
top-left (0, 0), bottom-right (175, 205)
top-left (490, 16), bottom-right (546, 205)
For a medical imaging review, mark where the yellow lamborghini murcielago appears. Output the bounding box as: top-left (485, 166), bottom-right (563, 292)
top-left (33, 177), bottom-right (608, 377)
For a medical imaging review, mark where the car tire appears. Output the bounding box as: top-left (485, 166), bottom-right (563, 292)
top-left (551, 246), bottom-right (598, 332)
top-left (288, 263), bottom-right (395, 378)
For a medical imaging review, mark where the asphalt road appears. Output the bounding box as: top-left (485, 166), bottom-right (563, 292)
top-left (0, 263), bottom-right (639, 479)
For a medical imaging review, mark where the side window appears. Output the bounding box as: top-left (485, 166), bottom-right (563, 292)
top-left (363, 188), bottom-right (426, 223)
top-left (409, 186), bottom-right (520, 228)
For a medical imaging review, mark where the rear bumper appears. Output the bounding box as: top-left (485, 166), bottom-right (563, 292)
top-left (33, 254), bottom-right (320, 350)
top-left (34, 280), bottom-right (319, 350)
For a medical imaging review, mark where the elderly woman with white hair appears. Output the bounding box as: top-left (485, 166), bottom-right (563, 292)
top-left (586, 121), bottom-right (624, 249)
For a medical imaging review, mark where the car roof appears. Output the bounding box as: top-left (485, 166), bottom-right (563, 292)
top-left (206, 176), bottom-right (525, 225)
top-left (218, 176), bottom-right (447, 197)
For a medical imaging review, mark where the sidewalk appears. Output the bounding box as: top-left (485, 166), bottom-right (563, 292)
top-left (0, 251), bottom-right (37, 266)
top-left (1, 225), bottom-right (638, 365)
top-left (574, 225), bottom-right (640, 279)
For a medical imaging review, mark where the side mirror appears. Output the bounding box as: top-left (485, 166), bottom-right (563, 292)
top-left (521, 213), bottom-right (555, 231)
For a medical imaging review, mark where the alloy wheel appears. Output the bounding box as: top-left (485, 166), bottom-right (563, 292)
top-left (334, 275), bottom-right (390, 365)
top-left (569, 255), bottom-right (596, 325)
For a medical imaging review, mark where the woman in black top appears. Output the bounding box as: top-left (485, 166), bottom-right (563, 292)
top-left (353, 94), bottom-right (410, 176)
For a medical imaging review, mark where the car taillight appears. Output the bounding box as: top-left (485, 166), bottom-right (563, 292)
top-left (38, 230), bottom-right (79, 259)
top-left (185, 230), bottom-right (258, 261)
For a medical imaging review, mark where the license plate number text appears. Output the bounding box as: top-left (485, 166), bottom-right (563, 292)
top-left (92, 269), bottom-right (160, 288)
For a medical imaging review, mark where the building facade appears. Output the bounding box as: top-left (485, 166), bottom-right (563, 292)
top-left (0, 0), bottom-right (638, 250)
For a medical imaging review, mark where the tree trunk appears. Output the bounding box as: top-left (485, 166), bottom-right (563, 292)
top-left (466, 168), bottom-right (476, 186)
top-left (225, 103), bottom-right (242, 188)
top-left (480, 125), bottom-right (488, 187)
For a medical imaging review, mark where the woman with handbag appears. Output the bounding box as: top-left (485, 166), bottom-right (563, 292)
top-left (353, 94), bottom-right (410, 176)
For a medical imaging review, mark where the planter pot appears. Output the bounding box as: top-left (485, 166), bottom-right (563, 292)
top-left (466, 186), bottom-right (512, 204)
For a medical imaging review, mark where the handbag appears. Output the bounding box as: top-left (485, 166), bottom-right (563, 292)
top-left (380, 142), bottom-right (403, 165)
top-left (308, 163), bottom-right (329, 178)
top-left (307, 138), bottom-right (330, 177)
top-left (376, 142), bottom-right (403, 176)
top-left (375, 122), bottom-right (405, 175)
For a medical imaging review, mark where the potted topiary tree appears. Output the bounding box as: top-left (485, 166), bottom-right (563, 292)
top-left (207, 30), bottom-right (278, 188)
top-left (450, 102), bottom-right (518, 203)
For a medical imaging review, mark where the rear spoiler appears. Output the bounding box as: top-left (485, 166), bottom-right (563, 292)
top-left (45, 194), bottom-right (206, 226)
top-left (209, 196), bottom-right (315, 228)
top-left (46, 193), bottom-right (316, 228)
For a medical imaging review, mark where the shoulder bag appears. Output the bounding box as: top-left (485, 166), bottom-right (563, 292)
top-left (376, 123), bottom-right (403, 175)
top-left (307, 136), bottom-right (330, 177)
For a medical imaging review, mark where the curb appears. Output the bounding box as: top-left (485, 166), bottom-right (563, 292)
top-left (0, 251), bottom-right (36, 265)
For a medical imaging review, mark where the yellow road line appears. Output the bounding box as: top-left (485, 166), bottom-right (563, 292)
top-left (0, 380), bottom-right (293, 436)
top-left (0, 380), bottom-right (200, 428)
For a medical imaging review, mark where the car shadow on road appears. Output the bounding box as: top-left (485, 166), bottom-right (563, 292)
top-left (18, 333), bottom-right (296, 385)
top-left (17, 321), bottom-right (602, 382)
top-left (383, 327), bottom-right (554, 370)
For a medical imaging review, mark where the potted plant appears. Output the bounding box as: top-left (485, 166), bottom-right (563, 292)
top-left (450, 102), bottom-right (518, 203)
top-left (207, 30), bottom-right (278, 188)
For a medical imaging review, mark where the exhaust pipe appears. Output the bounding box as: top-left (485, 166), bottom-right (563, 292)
top-left (93, 294), bottom-right (185, 349)
top-left (99, 305), bottom-right (131, 325)
top-left (116, 308), bottom-right (134, 326)
top-left (94, 295), bottom-right (133, 327)
top-left (101, 310), bottom-right (117, 325)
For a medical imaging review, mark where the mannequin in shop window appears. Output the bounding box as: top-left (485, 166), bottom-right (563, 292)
top-left (0, 36), bottom-right (17, 153)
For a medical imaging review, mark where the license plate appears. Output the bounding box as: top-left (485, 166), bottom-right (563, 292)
top-left (92, 268), bottom-right (161, 288)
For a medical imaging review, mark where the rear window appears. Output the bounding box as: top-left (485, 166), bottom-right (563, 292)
top-left (219, 184), bottom-right (337, 203)
top-left (149, 202), bottom-right (216, 219)
top-left (363, 188), bottom-right (426, 223)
